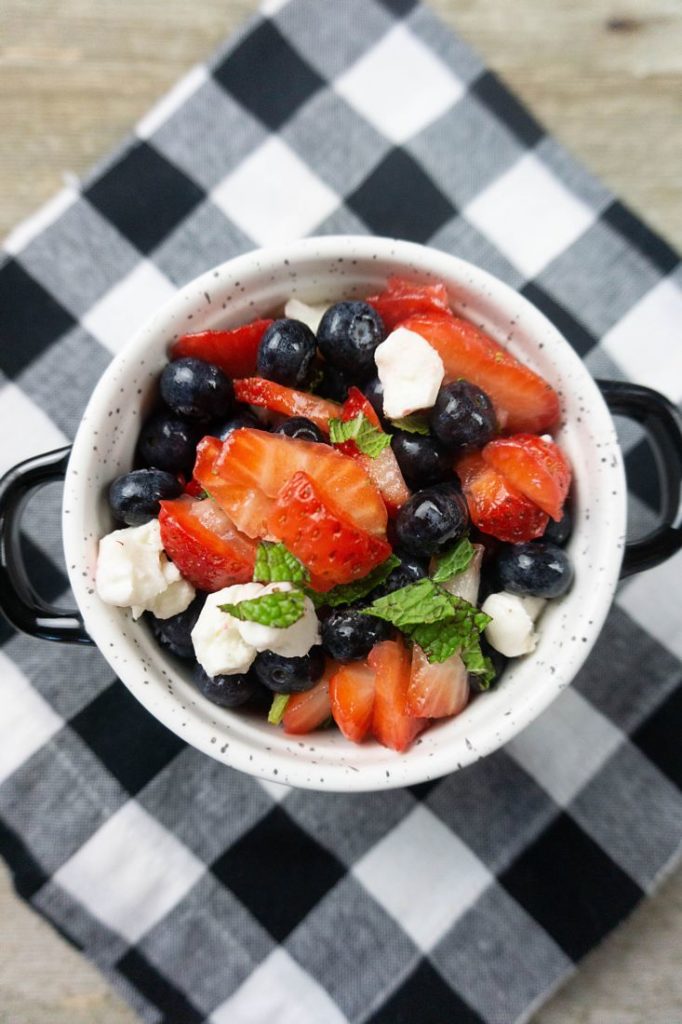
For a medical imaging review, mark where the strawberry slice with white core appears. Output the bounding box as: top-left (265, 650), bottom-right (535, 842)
top-left (216, 428), bottom-right (388, 537)
top-left (406, 645), bottom-right (469, 719)
top-left (234, 377), bottom-right (341, 434)
top-left (329, 660), bottom-right (376, 743)
top-left (158, 495), bottom-right (257, 591)
top-left (268, 471), bottom-right (392, 590)
top-left (192, 435), bottom-right (274, 539)
top-left (369, 638), bottom-right (428, 752)
top-left (283, 662), bottom-right (338, 734)
top-left (482, 434), bottom-right (571, 522)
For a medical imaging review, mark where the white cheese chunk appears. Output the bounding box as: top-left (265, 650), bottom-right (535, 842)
top-left (95, 519), bottom-right (195, 620)
top-left (374, 326), bottom-right (444, 418)
top-left (191, 582), bottom-right (321, 678)
top-left (191, 583), bottom-right (263, 678)
top-left (284, 298), bottom-right (329, 334)
top-left (481, 591), bottom-right (544, 658)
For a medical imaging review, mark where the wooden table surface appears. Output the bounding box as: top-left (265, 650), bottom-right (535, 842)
top-left (1, 1), bottom-right (681, 1022)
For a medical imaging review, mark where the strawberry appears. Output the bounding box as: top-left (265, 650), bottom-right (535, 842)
top-left (369, 638), bottom-right (428, 752)
top-left (456, 452), bottom-right (548, 543)
top-left (401, 313), bottom-right (560, 434)
top-left (330, 660), bottom-right (376, 743)
top-left (170, 320), bottom-right (272, 379)
top-left (482, 434), bottom-right (571, 522)
top-left (216, 428), bottom-right (387, 537)
top-left (234, 377), bottom-right (341, 434)
top-left (365, 277), bottom-right (451, 331)
top-left (268, 472), bottom-right (392, 590)
top-left (283, 663), bottom-right (337, 734)
top-left (193, 435), bottom-right (274, 538)
top-left (158, 495), bottom-right (257, 591)
top-left (406, 645), bottom-right (469, 719)
top-left (335, 387), bottom-right (410, 514)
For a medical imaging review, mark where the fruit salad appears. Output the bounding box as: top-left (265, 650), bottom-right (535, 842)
top-left (95, 277), bottom-right (574, 752)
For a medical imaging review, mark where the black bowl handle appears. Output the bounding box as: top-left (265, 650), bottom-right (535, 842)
top-left (597, 380), bottom-right (682, 578)
top-left (0, 446), bottom-right (92, 644)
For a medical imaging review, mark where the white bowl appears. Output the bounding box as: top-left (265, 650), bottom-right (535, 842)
top-left (62, 236), bottom-right (626, 791)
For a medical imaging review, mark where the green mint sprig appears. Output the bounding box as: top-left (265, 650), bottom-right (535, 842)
top-left (220, 588), bottom-right (305, 628)
top-left (253, 541), bottom-right (310, 585)
top-left (361, 579), bottom-right (491, 665)
top-left (328, 413), bottom-right (391, 459)
top-left (431, 537), bottom-right (475, 584)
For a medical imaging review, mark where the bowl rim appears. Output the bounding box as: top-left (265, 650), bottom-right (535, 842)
top-left (63, 235), bottom-right (627, 791)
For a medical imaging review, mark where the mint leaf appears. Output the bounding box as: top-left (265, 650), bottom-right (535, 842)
top-left (361, 578), bottom-right (456, 627)
top-left (268, 693), bottom-right (290, 725)
top-left (362, 579), bottom-right (491, 664)
top-left (389, 414), bottom-right (430, 435)
top-left (431, 537), bottom-right (475, 584)
top-left (408, 620), bottom-right (465, 663)
top-left (461, 638), bottom-right (496, 689)
top-left (328, 413), bottom-right (391, 459)
top-left (254, 541), bottom-right (309, 584)
top-left (220, 588), bottom-right (305, 628)
top-left (307, 555), bottom-right (400, 608)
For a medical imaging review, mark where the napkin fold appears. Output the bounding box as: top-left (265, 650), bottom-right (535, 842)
top-left (1, 1), bottom-right (681, 1022)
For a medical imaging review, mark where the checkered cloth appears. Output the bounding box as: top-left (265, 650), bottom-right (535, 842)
top-left (1, 1), bottom-right (681, 1021)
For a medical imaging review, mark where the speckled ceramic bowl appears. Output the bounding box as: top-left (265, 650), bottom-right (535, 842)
top-left (3, 236), bottom-right (680, 791)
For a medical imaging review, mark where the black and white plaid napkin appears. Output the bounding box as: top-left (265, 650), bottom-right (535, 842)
top-left (1, 1), bottom-right (681, 1021)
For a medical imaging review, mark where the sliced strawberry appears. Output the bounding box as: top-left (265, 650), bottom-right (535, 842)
top-left (170, 319), bottom-right (272, 379)
top-left (330, 660), bottom-right (376, 743)
top-left (268, 472), bottom-right (392, 590)
top-left (283, 663), bottom-right (337, 734)
top-left (482, 434), bottom-right (571, 522)
top-left (401, 313), bottom-right (560, 434)
top-left (357, 448), bottom-right (411, 515)
top-left (158, 495), bottom-right (256, 591)
top-left (234, 377), bottom-right (341, 434)
top-left (216, 428), bottom-right (387, 537)
top-left (407, 645), bottom-right (469, 719)
top-left (365, 277), bottom-right (450, 331)
top-left (333, 388), bottom-right (411, 514)
top-left (369, 638), bottom-right (428, 752)
top-left (456, 452), bottom-right (548, 543)
top-left (193, 435), bottom-right (274, 538)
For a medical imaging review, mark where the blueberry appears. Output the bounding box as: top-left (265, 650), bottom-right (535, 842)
top-left (252, 647), bottom-right (325, 693)
top-left (316, 363), bottom-right (350, 403)
top-left (148, 594), bottom-right (205, 659)
top-left (541, 506), bottom-right (573, 546)
top-left (429, 381), bottom-right (497, 451)
top-left (469, 637), bottom-right (507, 693)
top-left (161, 358), bottom-right (234, 421)
top-left (194, 664), bottom-right (259, 708)
top-left (257, 318), bottom-right (317, 387)
top-left (274, 417), bottom-right (325, 444)
top-left (321, 608), bottom-right (391, 662)
top-left (394, 483), bottom-right (470, 558)
top-left (362, 376), bottom-right (387, 425)
top-left (317, 301), bottom-right (385, 377)
top-left (495, 541), bottom-right (574, 598)
top-left (370, 552), bottom-right (427, 599)
top-left (108, 468), bottom-right (182, 526)
top-left (137, 412), bottom-right (201, 474)
top-left (391, 432), bottom-right (451, 490)
top-left (208, 408), bottom-right (262, 440)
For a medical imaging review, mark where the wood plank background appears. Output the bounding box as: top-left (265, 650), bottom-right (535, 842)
top-left (1, 1), bottom-right (680, 1022)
